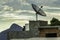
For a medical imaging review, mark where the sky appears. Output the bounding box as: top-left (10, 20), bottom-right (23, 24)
top-left (0, 0), bottom-right (60, 32)
top-left (0, 0), bottom-right (60, 21)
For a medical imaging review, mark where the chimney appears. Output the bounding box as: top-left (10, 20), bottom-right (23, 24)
top-left (25, 24), bottom-right (29, 31)
top-left (23, 24), bottom-right (29, 31)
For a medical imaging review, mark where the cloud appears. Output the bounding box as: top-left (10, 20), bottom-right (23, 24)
top-left (3, 0), bottom-right (22, 10)
top-left (45, 9), bottom-right (60, 13)
top-left (0, 0), bottom-right (60, 21)
top-left (19, 0), bottom-right (30, 5)
top-left (3, 5), bottom-right (13, 11)
top-left (0, 11), bottom-right (33, 20)
top-left (52, 0), bottom-right (60, 7)
top-left (3, 0), bottom-right (31, 10)
top-left (14, 10), bottom-right (35, 13)
top-left (0, 0), bottom-right (8, 4)
top-left (44, 6), bottom-right (60, 9)
top-left (45, 12), bottom-right (60, 20)
top-left (26, 0), bottom-right (57, 6)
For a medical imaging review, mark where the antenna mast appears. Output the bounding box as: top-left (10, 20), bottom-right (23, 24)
top-left (36, 13), bottom-right (38, 21)
top-left (31, 4), bottom-right (46, 21)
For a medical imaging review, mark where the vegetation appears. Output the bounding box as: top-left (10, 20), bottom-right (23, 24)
top-left (50, 17), bottom-right (60, 26)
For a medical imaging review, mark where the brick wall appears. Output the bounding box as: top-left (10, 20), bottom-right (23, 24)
top-left (39, 28), bottom-right (60, 37)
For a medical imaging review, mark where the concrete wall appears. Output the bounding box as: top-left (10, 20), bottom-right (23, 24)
top-left (29, 20), bottom-right (48, 37)
top-left (29, 21), bottom-right (40, 36)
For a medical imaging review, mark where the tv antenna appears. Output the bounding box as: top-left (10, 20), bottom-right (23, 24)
top-left (31, 4), bottom-right (46, 21)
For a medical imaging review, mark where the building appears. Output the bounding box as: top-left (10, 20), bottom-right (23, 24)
top-left (29, 20), bottom-right (60, 37)
top-left (7, 20), bottom-right (60, 40)
top-left (39, 26), bottom-right (60, 37)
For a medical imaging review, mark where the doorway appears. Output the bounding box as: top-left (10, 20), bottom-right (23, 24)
top-left (46, 33), bottom-right (57, 37)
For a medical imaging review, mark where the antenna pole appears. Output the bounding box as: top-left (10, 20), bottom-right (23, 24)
top-left (36, 13), bottom-right (38, 21)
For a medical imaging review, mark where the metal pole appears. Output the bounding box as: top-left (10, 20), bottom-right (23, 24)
top-left (36, 13), bottom-right (38, 21)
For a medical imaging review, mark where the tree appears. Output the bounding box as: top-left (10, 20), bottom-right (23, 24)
top-left (50, 17), bottom-right (60, 26)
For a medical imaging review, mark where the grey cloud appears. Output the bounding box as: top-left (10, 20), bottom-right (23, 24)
top-left (3, 0), bottom-right (22, 10)
top-left (2, 0), bottom-right (60, 11)
top-left (27, 0), bottom-right (60, 8)
top-left (53, 0), bottom-right (60, 7)
top-left (26, 0), bottom-right (57, 6)
top-left (18, 12), bottom-right (35, 16)
top-left (0, 0), bottom-right (60, 21)
top-left (20, 5), bottom-right (32, 10)
top-left (3, 0), bottom-right (31, 10)
top-left (45, 9), bottom-right (60, 12)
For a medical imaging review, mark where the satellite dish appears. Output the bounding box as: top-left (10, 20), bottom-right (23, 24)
top-left (31, 4), bottom-right (46, 21)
